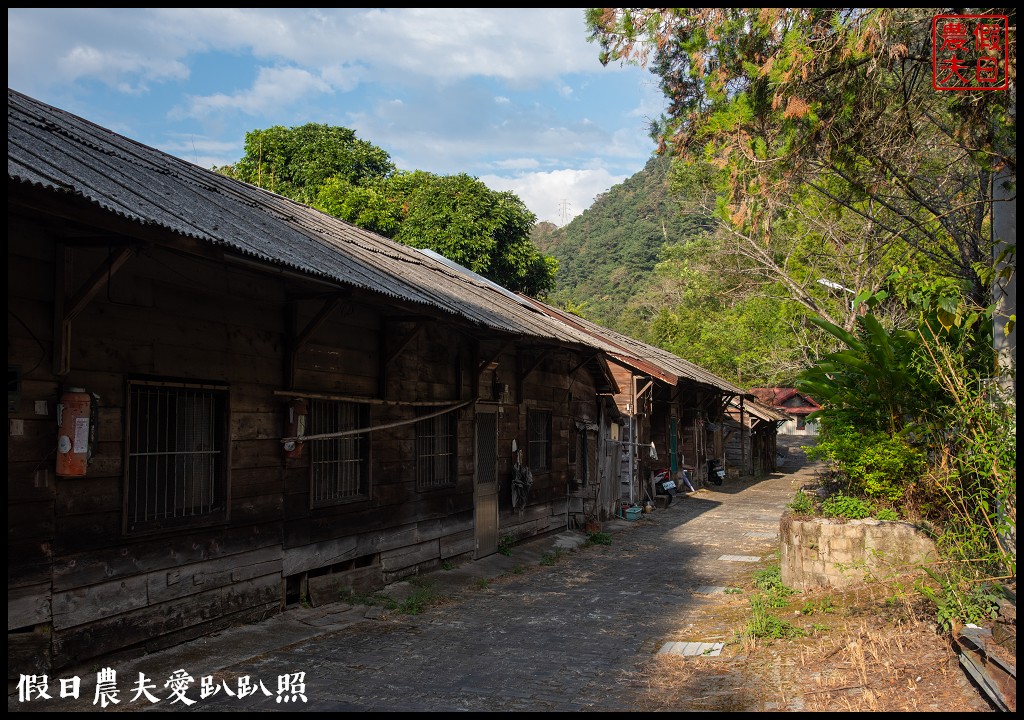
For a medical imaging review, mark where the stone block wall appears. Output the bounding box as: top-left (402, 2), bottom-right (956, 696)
top-left (780, 512), bottom-right (938, 590)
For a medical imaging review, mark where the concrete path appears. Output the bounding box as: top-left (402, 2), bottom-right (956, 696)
top-left (11, 440), bottom-right (818, 713)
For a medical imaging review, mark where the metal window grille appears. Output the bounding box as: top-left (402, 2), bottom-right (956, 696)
top-left (528, 410), bottom-right (551, 471)
top-left (416, 411), bottom-right (456, 489)
top-left (127, 382), bottom-right (226, 529)
top-left (311, 400), bottom-right (368, 504)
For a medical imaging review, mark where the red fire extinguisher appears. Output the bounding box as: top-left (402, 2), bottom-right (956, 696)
top-left (283, 398), bottom-right (308, 459)
top-left (57, 388), bottom-right (92, 477)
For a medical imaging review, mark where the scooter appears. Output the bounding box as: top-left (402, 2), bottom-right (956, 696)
top-left (652, 468), bottom-right (678, 505)
top-left (707, 458), bottom-right (726, 486)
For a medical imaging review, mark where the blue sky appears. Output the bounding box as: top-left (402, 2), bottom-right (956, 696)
top-left (7, 8), bottom-right (667, 226)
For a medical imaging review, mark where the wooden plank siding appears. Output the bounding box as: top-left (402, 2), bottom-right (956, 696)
top-left (7, 213), bottom-right (607, 675)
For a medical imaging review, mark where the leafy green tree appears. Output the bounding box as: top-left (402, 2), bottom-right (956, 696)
top-left (313, 178), bottom-right (404, 237)
top-left (636, 235), bottom-right (811, 385)
top-left (587, 7), bottom-right (1015, 316)
top-left (215, 125), bottom-right (557, 295)
top-left (393, 172), bottom-right (556, 295)
top-left (217, 123), bottom-right (396, 204)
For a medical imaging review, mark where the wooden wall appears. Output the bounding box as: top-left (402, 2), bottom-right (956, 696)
top-left (7, 211), bottom-right (601, 675)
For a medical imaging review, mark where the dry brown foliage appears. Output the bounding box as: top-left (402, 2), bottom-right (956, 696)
top-left (631, 575), bottom-right (999, 712)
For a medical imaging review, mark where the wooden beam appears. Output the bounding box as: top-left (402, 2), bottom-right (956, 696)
top-left (635, 379), bottom-right (654, 402)
top-left (284, 300), bottom-right (297, 390)
top-left (519, 349), bottom-right (549, 381)
top-left (64, 246), bottom-right (134, 323)
top-left (470, 338), bottom-right (481, 400)
top-left (53, 245), bottom-right (72, 376)
top-left (53, 245), bottom-right (134, 376)
top-left (567, 353), bottom-right (595, 376)
top-left (384, 321), bottom-right (424, 367)
top-left (294, 296), bottom-right (346, 352)
top-left (477, 341), bottom-right (511, 375)
top-left (284, 292), bottom-right (352, 388)
top-left (378, 320), bottom-right (425, 399)
top-left (740, 395), bottom-right (746, 474)
top-left (515, 349), bottom-right (550, 404)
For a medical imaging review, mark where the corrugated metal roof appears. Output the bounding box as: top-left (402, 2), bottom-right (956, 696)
top-left (6, 88), bottom-right (604, 350)
top-left (730, 396), bottom-right (790, 422)
top-left (518, 295), bottom-right (747, 396)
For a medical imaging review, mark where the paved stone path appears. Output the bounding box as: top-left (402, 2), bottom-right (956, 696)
top-left (12, 442), bottom-right (818, 713)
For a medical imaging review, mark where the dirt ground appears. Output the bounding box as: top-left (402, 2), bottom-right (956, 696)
top-left (632, 573), bottom-right (1006, 712)
top-left (629, 436), bottom-right (1012, 713)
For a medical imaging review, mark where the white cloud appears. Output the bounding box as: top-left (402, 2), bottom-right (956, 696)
top-left (483, 167), bottom-right (628, 226)
top-left (57, 46), bottom-right (189, 92)
top-left (176, 66), bottom-right (334, 119)
top-left (7, 8), bottom-right (660, 224)
top-left (9, 8), bottom-right (617, 95)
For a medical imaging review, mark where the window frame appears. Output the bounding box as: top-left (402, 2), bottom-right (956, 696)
top-left (415, 409), bottom-right (458, 490)
top-left (123, 378), bottom-right (230, 535)
top-left (309, 399), bottom-right (371, 507)
top-left (528, 409), bottom-right (552, 473)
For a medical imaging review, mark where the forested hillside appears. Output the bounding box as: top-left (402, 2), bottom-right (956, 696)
top-left (534, 155), bottom-right (711, 332)
top-left (534, 156), bottom-right (811, 387)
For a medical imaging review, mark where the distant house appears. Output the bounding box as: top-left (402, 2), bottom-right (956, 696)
top-left (723, 396), bottom-right (789, 476)
top-left (748, 388), bottom-right (821, 436)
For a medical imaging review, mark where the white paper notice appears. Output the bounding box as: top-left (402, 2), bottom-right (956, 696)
top-left (74, 417), bottom-right (89, 453)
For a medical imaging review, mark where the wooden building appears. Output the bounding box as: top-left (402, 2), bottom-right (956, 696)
top-left (519, 299), bottom-right (748, 507)
top-left (723, 396), bottom-right (789, 478)
top-left (8, 88), bottom-right (619, 675)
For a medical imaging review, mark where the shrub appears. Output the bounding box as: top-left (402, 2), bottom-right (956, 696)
top-left (820, 494), bottom-right (874, 520)
top-left (746, 593), bottom-right (804, 639)
top-left (787, 489), bottom-right (816, 515)
top-left (806, 420), bottom-right (923, 502)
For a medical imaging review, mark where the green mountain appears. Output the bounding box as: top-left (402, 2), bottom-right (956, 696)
top-left (533, 155), bottom-right (713, 334)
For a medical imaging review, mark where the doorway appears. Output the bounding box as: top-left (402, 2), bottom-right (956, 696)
top-left (474, 406), bottom-right (499, 558)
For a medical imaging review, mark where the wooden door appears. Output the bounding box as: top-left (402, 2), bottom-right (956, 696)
top-left (474, 407), bottom-right (499, 558)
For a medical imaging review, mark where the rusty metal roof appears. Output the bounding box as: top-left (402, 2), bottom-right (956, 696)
top-left (729, 396), bottom-right (790, 423)
top-left (518, 295), bottom-right (747, 396)
top-left (6, 88), bottom-right (604, 350)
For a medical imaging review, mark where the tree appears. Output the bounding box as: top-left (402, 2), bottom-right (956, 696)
top-left (393, 172), bottom-right (556, 296)
top-left (587, 8), bottom-right (1016, 625)
top-left (636, 235), bottom-right (815, 385)
top-left (216, 123), bottom-right (395, 204)
top-left (587, 8), bottom-right (1015, 327)
top-left (215, 125), bottom-right (557, 295)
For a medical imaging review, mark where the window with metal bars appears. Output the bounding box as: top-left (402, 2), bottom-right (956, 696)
top-left (125, 380), bottom-right (227, 533)
top-left (310, 400), bottom-right (369, 506)
top-left (528, 409), bottom-right (552, 472)
top-left (415, 410), bottom-right (456, 489)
